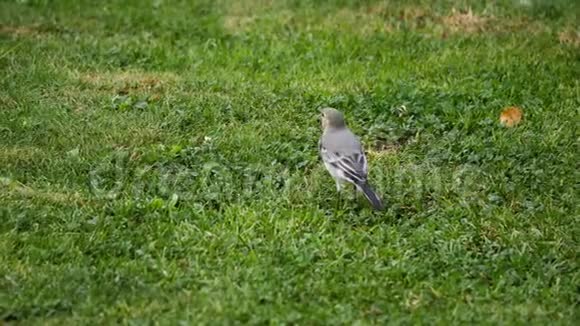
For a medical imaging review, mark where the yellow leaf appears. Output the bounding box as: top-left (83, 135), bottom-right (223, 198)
top-left (500, 106), bottom-right (523, 127)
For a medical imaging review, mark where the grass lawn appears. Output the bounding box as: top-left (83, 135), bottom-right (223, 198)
top-left (1, 0), bottom-right (579, 324)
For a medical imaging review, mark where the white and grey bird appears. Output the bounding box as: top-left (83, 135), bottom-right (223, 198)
top-left (319, 107), bottom-right (384, 210)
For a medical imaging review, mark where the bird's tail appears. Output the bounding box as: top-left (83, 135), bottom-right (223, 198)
top-left (357, 182), bottom-right (384, 211)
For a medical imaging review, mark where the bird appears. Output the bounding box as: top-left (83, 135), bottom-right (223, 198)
top-left (318, 107), bottom-right (384, 210)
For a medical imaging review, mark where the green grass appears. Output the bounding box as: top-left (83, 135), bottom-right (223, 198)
top-left (1, 0), bottom-right (579, 324)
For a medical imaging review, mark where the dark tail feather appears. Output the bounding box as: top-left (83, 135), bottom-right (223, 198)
top-left (357, 182), bottom-right (384, 211)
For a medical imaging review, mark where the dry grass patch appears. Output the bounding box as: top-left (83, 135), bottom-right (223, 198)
top-left (558, 29), bottom-right (580, 47)
top-left (0, 178), bottom-right (88, 206)
top-left (221, 0), bottom-right (274, 33)
top-left (0, 23), bottom-right (73, 37)
top-left (106, 125), bottom-right (164, 148)
top-left (223, 15), bottom-right (257, 34)
top-left (333, 5), bottom-right (547, 36)
top-left (221, 2), bottom-right (548, 37)
top-left (222, 0), bottom-right (273, 15)
top-left (0, 93), bottom-right (18, 108)
top-left (0, 146), bottom-right (45, 163)
top-left (367, 141), bottom-right (401, 160)
top-left (442, 8), bottom-right (491, 34)
top-left (0, 24), bottom-right (42, 37)
top-left (55, 70), bottom-right (181, 113)
top-left (366, 3), bottom-right (430, 22)
top-left (367, 147), bottom-right (399, 159)
top-left (75, 70), bottom-right (181, 93)
top-left (306, 79), bottom-right (370, 95)
top-left (316, 8), bottom-right (390, 36)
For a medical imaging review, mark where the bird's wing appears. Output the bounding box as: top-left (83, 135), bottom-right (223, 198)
top-left (321, 146), bottom-right (368, 184)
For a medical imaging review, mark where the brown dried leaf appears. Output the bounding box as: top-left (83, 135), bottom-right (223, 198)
top-left (500, 106), bottom-right (523, 127)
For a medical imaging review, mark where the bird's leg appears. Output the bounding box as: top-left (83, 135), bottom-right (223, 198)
top-left (335, 179), bottom-right (342, 209)
top-left (347, 183), bottom-right (358, 204)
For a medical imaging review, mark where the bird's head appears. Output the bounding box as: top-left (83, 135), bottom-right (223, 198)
top-left (320, 107), bottom-right (346, 130)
